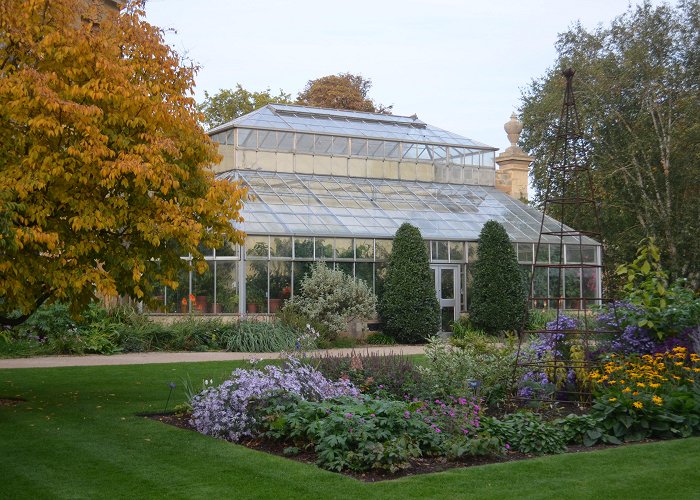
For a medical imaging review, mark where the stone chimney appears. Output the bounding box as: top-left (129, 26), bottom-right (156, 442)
top-left (495, 113), bottom-right (532, 201)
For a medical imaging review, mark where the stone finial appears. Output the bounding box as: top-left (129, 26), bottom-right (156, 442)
top-left (504, 112), bottom-right (524, 154)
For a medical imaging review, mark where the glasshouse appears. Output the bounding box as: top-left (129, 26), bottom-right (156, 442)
top-left (153, 104), bottom-right (600, 327)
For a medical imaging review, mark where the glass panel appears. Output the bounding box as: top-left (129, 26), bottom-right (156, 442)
top-left (246, 261), bottom-right (268, 313)
top-left (296, 133), bottom-right (314, 153)
top-left (432, 241), bottom-right (448, 261)
top-left (216, 239), bottom-right (238, 257)
top-left (237, 128), bottom-right (256, 149)
top-left (315, 135), bottom-right (332, 155)
top-left (441, 307), bottom-right (454, 332)
top-left (293, 261), bottom-right (313, 296)
top-left (518, 243), bottom-right (534, 263)
top-left (225, 130), bottom-right (234, 145)
top-left (277, 132), bottom-right (294, 152)
top-left (448, 147), bottom-right (465, 165)
top-left (532, 267), bottom-right (549, 309)
top-left (270, 236), bottom-right (292, 257)
top-left (355, 239), bottom-right (374, 260)
top-left (355, 262), bottom-right (373, 290)
top-left (331, 136), bottom-right (348, 155)
top-left (368, 140), bottom-right (384, 158)
top-left (581, 245), bottom-right (597, 263)
top-left (417, 144), bottom-right (432, 161)
top-left (294, 237), bottom-right (314, 258)
top-left (433, 146), bottom-right (447, 160)
top-left (351, 138), bottom-right (367, 156)
top-left (315, 238), bottom-right (333, 259)
top-left (385, 141), bottom-right (400, 159)
top-left (335, 262), bottom-right (353, 276)
top-left (565, 245), bottom-right (582, 264)
top-left (375, 239), bottom-right (392, 261)
top-left (467, 242), bottom-right (479, 262)
top-left (583, 268), bottom-right (598, 302)
top-left (550, 244), bottom-right (562, 265)
top-left (215, 261), bottom-right (239, 313)
top-left (258, 130), bottom-right (277, 150)
top-left (441, 268), bottom-right (454, 299)
top-left (449, 241), bottom-right (465, 262)
top-left (269, 261), bottom-right (292, 313)
top-left (375, 262), bottom-right (388, 300)
top-left (170, 267), bottom-right (191, 314)
top-left (335, 238), bottom-right (353, 259)
top-left (192, 261), bottom-right (215, 314)
top-left (246, 236), bottom-right (269, 258)
top-left (401, 143), bottom-right (417, 160)
top-left (549, 269), bottom-right (562, 308)
top-left (565, 268), bottom-right (582, 309)
top-left (536, 243), bottom-right (549, 263)
top-left (197, 242), bottom-right (214, 257)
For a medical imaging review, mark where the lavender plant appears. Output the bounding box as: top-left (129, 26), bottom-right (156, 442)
top-left (190, 357), bottom-right (359, 441)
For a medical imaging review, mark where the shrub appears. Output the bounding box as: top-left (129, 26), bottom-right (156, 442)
top-left (282, 262), bottom-right (376, 338)
top-left (365, 332), bottom-right (397, 345)
top-left (469, 220), bottom-right (527, 334)
top-left (615, 238), bottom-right (700, 341)
top-left (313, 351), bottom-right (426, 399)
top-left (420, 336), bottom-right (518, 406)
top-left (481, 412), bottom-right (567, 455)
top-left (379, 223), bottom-right (439, 344)
top-left (190, 357), bottom-right (359, 442)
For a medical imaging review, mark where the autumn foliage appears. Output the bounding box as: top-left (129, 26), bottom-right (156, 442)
top-left (0, 0), bottom-right (247, 324)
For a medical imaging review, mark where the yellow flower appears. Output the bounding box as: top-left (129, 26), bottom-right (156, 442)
top-left (633, 391), bottom-right (639, 396)
top-left (652, 395), bottom-right (663, 406)
top-left (649, 383), bottom-right (660, 389)
top-left (674, 362), bottom-right (684, 366)
top-left (622, 387), bottom-right (632, 393)
top-left (633, 401), bottom-right (643, 409)
top-left (636, 382), bottom-right (646, 388)
top-left (608, 397), bottom-right (617, 402)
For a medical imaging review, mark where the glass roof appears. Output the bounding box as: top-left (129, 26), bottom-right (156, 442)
top-left (209, 104), bottom-right (495, 150)
top-left (219, 170), bottom-right (595, 244)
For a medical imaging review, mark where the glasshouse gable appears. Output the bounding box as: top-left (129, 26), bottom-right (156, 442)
top-left (155, 104), bottom-right (600, 329)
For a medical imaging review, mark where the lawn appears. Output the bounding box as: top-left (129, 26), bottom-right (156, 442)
top-left (1, 362), bottom-right (698, 499)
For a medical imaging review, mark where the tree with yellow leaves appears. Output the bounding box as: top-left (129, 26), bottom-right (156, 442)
top-left (0, 0), bottom-right (247, 326)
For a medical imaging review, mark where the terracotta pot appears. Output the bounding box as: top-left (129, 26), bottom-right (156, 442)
top-left (247, 303), bottom-right (258, 313)
top-left (269, 298), bottom-right (282, 313)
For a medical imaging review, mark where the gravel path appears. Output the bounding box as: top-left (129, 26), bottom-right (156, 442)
top-left (0, 345), bottom-right (425, 369)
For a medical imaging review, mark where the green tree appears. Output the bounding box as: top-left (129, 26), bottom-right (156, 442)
top-left (469, 221), bottom-right (526, 334)
top-left (296, 73), bottom-right (392, 113)
top-left (197, 84), bottom-right (293, 130)
top-left (520, 0), bottom-right (700, 287)
top-left (379, 223), bottom-right (439, 344)
top-left (0, 0), bottom-right (247, 326)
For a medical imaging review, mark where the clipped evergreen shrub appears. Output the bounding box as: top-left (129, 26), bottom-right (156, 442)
top-left (469, 220), bottom-right (527, 334)
top-left (379, 223), bottom-right (439, 343)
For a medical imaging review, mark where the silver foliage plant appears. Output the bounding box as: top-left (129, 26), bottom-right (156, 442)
top-left (285, 262), bottom-right (377, 336)
top-left (190, 357), bottom-right (359, 442)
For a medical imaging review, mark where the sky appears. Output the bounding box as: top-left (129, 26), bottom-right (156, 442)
top-left (144, 0), bottom-right (673, 152)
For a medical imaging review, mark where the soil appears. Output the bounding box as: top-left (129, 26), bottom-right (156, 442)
top-left (144, 412), bottom-right (620, 483)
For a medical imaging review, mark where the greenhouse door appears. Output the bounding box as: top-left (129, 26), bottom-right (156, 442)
top-left (431, 265), bottom-right (460, 332)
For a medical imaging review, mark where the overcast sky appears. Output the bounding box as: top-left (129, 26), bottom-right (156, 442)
top-left (145, 0), bottom-right (674, 152)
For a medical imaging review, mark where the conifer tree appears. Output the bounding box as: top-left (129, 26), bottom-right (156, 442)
top-left (470, 220), bottom-right (527, 334)
top-left (379, 223), bottom-right (439, 343)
